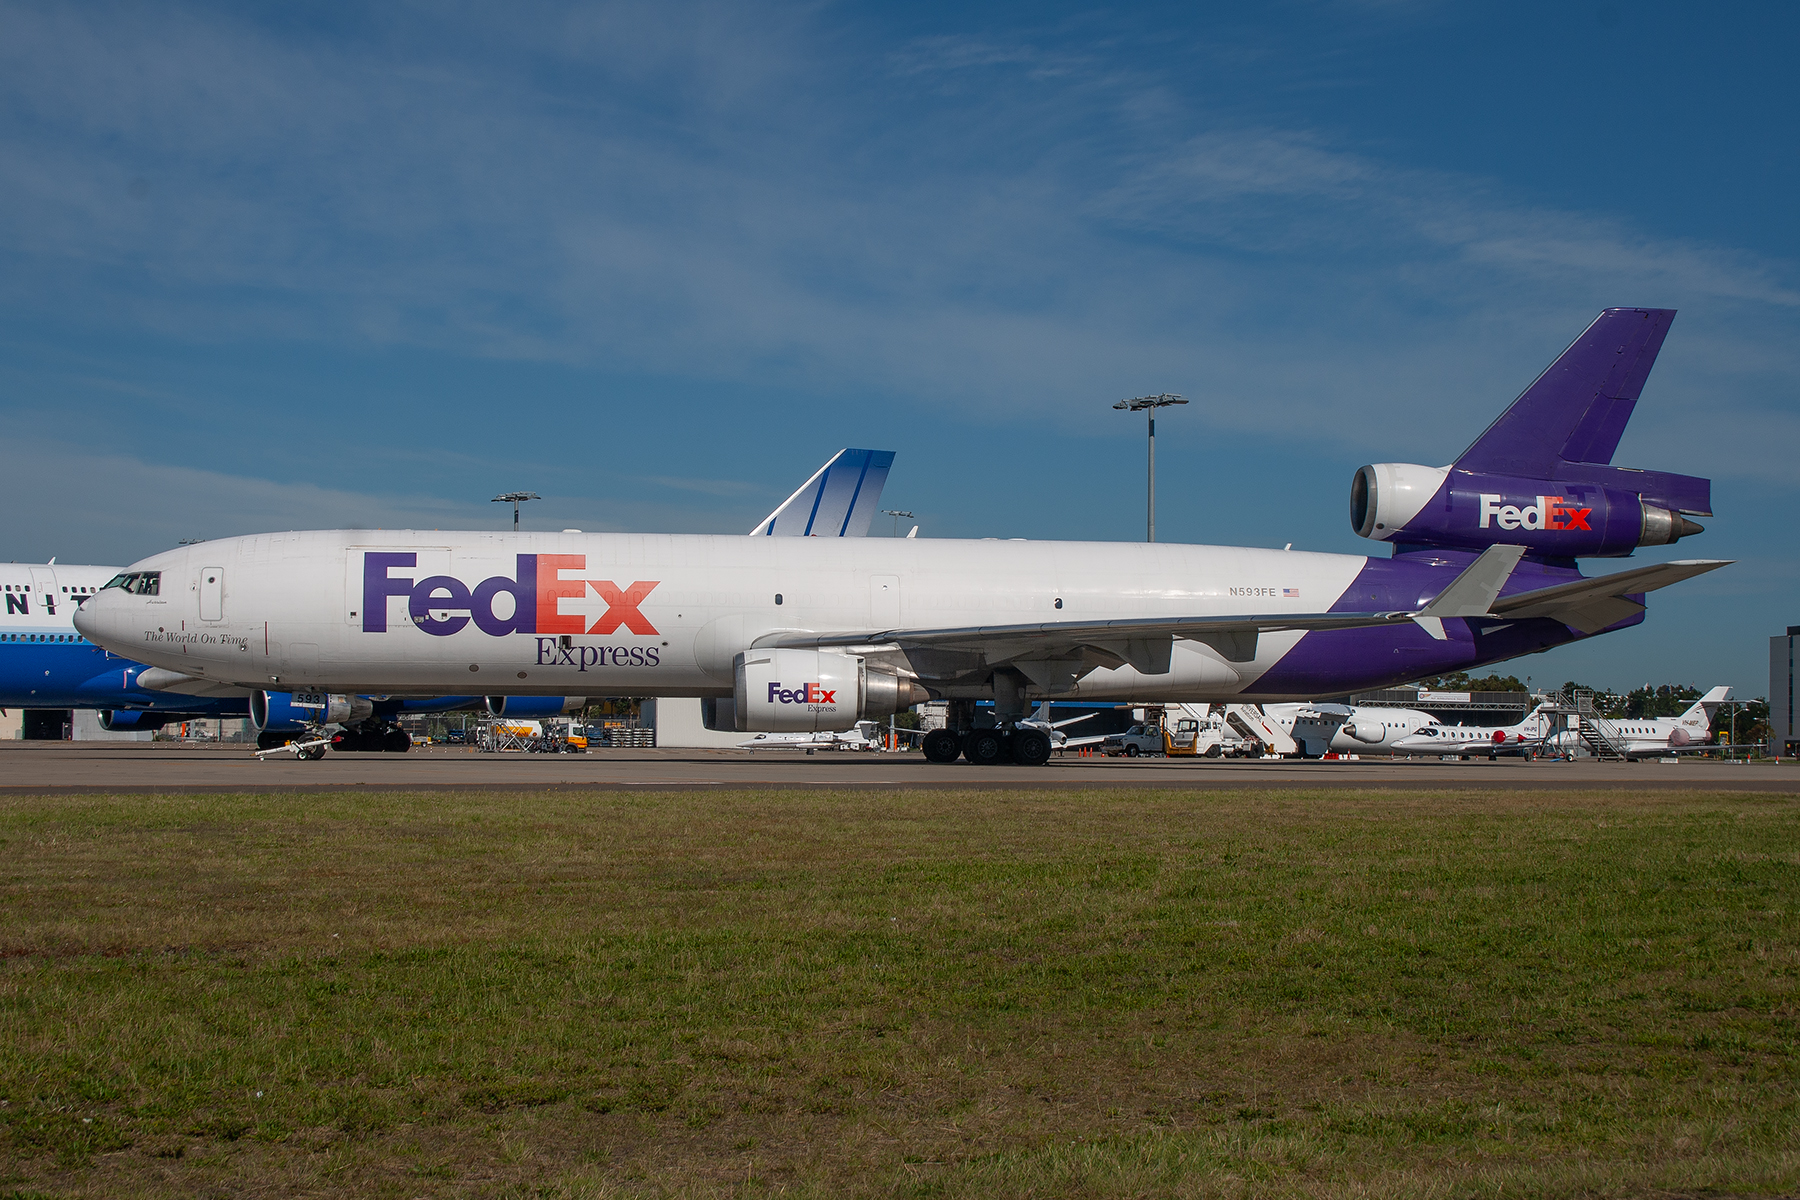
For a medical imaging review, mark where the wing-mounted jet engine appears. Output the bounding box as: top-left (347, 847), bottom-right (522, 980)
top-left (1350, 308), bottom-right (1710, 559)
top-left (717, 649), bottom-right (929, 733)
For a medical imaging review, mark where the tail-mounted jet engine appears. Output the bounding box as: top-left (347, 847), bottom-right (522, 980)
top-left (250, 691), bottom-right (374, 732)
top-left (1350, 463), bottom-right (1705, 558)
top-left (733, 649), bottom-right (929, 732)
top-left (483, 696), bottom-right (589, 718)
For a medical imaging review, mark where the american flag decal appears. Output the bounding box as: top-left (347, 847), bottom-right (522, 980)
top-left (1282, 587), bottom-right (1299, 598)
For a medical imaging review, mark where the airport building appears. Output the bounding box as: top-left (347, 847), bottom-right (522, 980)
top-left (1773, 627), bottom-right (1799, 756)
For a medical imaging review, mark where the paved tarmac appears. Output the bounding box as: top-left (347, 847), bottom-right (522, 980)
top-left (2, 740), bottom-right (1796, 793)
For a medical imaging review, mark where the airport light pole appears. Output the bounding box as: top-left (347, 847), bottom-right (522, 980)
top-left (882, 509), bottom-right (914, 537)
top-left (492, 491), bottom-right (540, 531)
top-left (1112, 393), bottom-right (1187, 542)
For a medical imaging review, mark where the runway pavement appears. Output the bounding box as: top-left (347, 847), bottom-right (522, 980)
top-left (3, 740), bottom-right (1797, 792)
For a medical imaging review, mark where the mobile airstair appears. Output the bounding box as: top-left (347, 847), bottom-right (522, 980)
top-left (1538, 690), bottom-right (1629, 760)
top-left (1224, 704), bottom-right (1298, 757)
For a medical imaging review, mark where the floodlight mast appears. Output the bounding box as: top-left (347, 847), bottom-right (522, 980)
top-left (881, 509), bottom-right (915, 537)
top-left (492, 491), bottom-right (541, 531)
top-left (1111, 393), bottom-right (1187, 542)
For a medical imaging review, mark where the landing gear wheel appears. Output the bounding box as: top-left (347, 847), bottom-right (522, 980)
top-left (383, 728), bottom-right (412, 753)
top-left (922, 729), bottom-right (962, 763)
top-left (1011, 728), bottom-right (1053, 767)
top-left (964, 728), bottom-right (1008, 765)
top-left (303, 743), bottom-right (328, 760)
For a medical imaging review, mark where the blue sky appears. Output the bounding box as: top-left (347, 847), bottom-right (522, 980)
top-left (2, 1), bottom-right (1795, 694)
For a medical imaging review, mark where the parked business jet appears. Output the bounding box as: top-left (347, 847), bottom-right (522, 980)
top-left (1392, 702), bottom-right (1558, 758)
top-left (1261, 702), bottom-right (1439, 757)
top-left (75, 310), bottom-right (1729, 767)
top-left (1555, 686), bottom-right (1731, 758)
top-left (739, 720), bottom-right (887, 752)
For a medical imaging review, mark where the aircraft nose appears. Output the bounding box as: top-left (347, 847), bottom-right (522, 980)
top-left (72, 602), bottom-right (98, 639)
top-left (72, 591), bottom-right (125, 649)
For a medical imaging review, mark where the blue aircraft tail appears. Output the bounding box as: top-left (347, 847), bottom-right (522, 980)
top-left (750, 448), bottom-right (896, 537)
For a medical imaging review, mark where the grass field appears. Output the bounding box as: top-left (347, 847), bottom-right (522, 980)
top-left (1, 786), bottom-right (1796, 1198)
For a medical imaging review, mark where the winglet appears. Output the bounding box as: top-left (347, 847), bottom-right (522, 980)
top-left (1413, 544), bottom-right (1527, 639)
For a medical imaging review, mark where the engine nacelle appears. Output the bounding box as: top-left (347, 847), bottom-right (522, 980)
top-left (1352, 463), bottom-right (1704, 557)
top-left (733, 649), bottom-right (929, 732)
top-left (98, 709), bottom-right (174, 732)
top-left (1340, 720), bottom-right (1385, 744)
top-left (251, 691), bottom-right (373, 732)
top-left (484, 696), bottom-right (588, 718)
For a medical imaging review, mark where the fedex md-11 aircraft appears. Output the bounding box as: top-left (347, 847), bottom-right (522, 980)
top-left (76, 309), bottom-right (1729, 767)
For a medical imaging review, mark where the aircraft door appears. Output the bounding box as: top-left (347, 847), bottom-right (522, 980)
top-left (28, 568), bottom-right (56, 618)
top-left (871, 575), bottom-right (900, 627)
top-left (199, 567), bottom-right (224, 621)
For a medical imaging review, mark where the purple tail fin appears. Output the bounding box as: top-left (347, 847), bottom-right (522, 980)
top-left (1452, 308), bottom-right (1708, 515)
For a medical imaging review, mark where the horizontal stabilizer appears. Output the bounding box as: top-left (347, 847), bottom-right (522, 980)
top-left (751, 448), bottom-right (895, 537)
top-left (1492, 558), bottom-right (1731, 634)
top-left (1416, 544), bottom-right (1527, 619)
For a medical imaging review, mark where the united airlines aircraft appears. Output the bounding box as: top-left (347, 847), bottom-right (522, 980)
top-left (76, 309), bottom-right (1729, 766)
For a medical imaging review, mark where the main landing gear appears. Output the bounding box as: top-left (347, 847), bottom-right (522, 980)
top-left (921, 725), bottom-right (1053, 766)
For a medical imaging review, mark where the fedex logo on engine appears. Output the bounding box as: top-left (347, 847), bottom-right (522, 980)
top-left (362, 553), bottom-right (658, 638)
top-left (1478, 495), bottom-right (1592, 532)
top-left (768, 681), bottom-right (838, 706)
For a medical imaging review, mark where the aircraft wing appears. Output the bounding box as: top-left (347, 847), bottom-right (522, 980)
top-left (755, 607), bottom-right (1414, 674)
top-left (1491, 559), bottom-right (1731, 634)
top-left (757, 542), bottom-right (1529, 672)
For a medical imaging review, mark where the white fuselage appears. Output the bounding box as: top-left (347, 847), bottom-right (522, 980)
top-left (74, 531), bottom-right (1386, 702)
top-left (2, 563), bottom-right (117, 643)
top-left (1394, 708), bottom-right (1554, 756)
top-left (1263, 703), bottom-right (1438, 755)
top-left (1558, 713), bottom-right (1715, 758)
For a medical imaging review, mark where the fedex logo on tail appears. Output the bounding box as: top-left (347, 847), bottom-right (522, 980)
top-left (1478, 494), bottom-right (1592, 532)
top-left (362, 553), bottom-right (658, 637)
top-left (768, 681), bottom-right (838, 706)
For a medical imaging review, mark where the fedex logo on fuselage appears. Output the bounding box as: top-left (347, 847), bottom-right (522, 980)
top-left (362, 553), bottom-right (658, 638)
top-left (1477, 495), bottom-right (1592, 532)
top-left (768, 682), bottom-right (838, 706)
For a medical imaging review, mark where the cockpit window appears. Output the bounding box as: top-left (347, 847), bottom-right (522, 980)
top-left (103, 571), bottom-right (161, 596)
